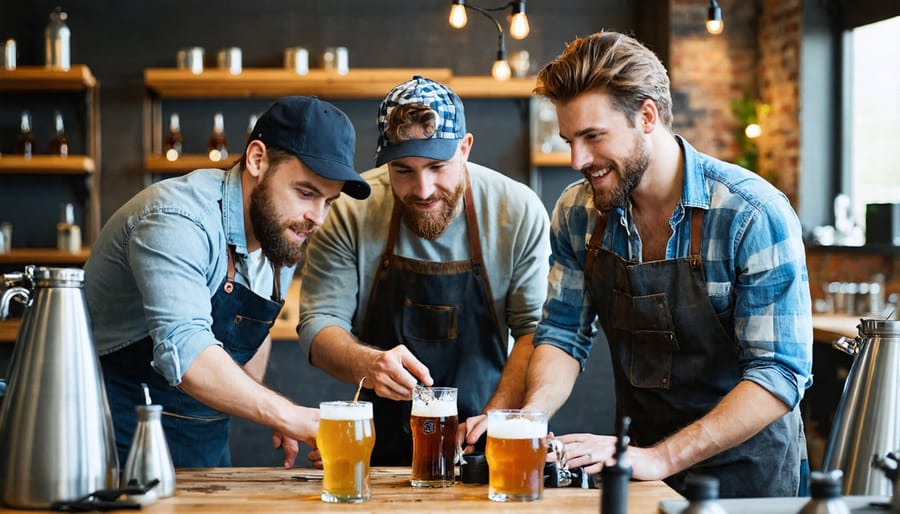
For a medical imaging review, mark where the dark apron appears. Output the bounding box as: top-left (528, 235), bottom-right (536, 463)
top-left (585, 208), bottom-right (802, 498)
top-left (359, 174), bottom-right (507, 466)
top-left (101, 246), bottom-right (283, 468)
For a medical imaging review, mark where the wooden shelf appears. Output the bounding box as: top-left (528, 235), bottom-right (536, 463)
top-left (0, 247), bottom-right (90, 265)
top-left (144, 68), bottom-right (536, 99)
top-left (145, 154), bottom-right (230, 173)
top-left (0, 155), bottom-right (95, 174)
top-left (0, 320), bottom-right (19, 343)
top-left (0, 65), bottom-right (96, 91)
top-left (531, 150), bottom-right (570, 167)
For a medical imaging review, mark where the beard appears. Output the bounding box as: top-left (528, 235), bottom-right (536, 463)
top-left (249, 172), bottom-right (313, 268)
top-left (583, 134), bottom-right (651, 214)
top-left (397, 179), bottom-right (465, 240)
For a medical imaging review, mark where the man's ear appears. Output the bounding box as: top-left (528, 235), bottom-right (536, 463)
top-left (639, 98), bottom-right (658, 134)
top-left (458, 133), bottom-right (474, 161)
top-left (245, 140), bottom-right (267, 179)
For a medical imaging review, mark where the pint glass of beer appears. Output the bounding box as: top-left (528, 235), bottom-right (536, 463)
top-left (410, 386), bottom-right (459, 487)
top-left (317, 401), bottom-right (375, 503)
top-left (485, 409), bottom-right (548, 502)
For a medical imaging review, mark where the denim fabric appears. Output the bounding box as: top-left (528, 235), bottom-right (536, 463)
top-left (85, 165), bottom-right (295, 386)
top-left (535, 136), bottom-right (813, 409)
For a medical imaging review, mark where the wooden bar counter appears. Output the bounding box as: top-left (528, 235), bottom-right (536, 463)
top-left (0, 467), bottom-right (680, 513)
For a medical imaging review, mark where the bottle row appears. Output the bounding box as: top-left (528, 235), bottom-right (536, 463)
top-left (163, 112), bottom-right (258, 162)
top-left (12, 111), bottom-right (69, 158)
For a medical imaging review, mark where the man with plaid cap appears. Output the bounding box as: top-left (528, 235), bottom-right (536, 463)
top-left (299, 76), bottom-right (551, 465)
top-left (85, 97), bottom-right (370, 469)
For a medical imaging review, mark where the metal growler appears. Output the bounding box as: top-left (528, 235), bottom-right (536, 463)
top-left (824, 318), bottom-right (900, 496)
top-left (0, 266), bottom-right (118, 508)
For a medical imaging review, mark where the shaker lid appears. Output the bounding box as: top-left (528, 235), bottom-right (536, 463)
top-left (33, 267), bottom-right (84, 287)
top-left (859, 319), bottom-right (900, 336)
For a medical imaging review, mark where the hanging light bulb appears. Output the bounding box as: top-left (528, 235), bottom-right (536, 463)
top-left (449, 1), bottom-right (468, 29)
top-left (745, 123), bottom-right (762, 139)
top-left (509, 0), bottom-right (529, 39)
top-left (492, 46), bottom-right (511, 81)
top-left (706, 0), bottom-right (724, 35)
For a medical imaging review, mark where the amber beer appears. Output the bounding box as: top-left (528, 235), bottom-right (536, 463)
top-left (485, 410), bottom-right (548, 502)
top-left (410, 387), bottom-right (458, 487)
top-left (317, 401), bottom-right (375, 503)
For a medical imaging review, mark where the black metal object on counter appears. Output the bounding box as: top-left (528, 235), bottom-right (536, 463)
top-left (601, 416), bottom-right (632, 514)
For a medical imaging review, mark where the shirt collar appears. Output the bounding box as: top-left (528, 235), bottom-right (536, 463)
top-left (222, 164), bottom-right (248, 254)
top-left (676, 135), bottom-right (711, 210)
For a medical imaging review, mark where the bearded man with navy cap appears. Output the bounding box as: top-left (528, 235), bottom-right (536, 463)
top-left (85, 96), bottom-right (370, 469)
top-left (299, 77), bottom-right (551, 465)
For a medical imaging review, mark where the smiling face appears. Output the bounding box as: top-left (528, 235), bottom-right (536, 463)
top-left (249, 152), bottom-right (343, 267)
top-left (387, 134), bottom-right (471, 240)
top-left (557, 91), bottom-right (652, 213)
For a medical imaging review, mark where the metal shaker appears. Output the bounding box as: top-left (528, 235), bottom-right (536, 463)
top-left (0, 267), bottom-right (118, 508)
top-left (122, 402), bottom-right (176, 503)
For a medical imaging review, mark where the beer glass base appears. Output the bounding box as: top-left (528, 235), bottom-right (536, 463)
top-left (410, 479), bottom-right (455, 488)
top-left (321, 492), bottom-right (370, 503)
top-left (488, 491), bottom-right (541, 502)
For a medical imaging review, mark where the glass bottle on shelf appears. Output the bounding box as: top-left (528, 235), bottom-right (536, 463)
top-left (57, 202), bottom-right (82, 252)
top-left (208, 113), bottom-right (227, 162)
top-left (44, 6), bottom-right (71, 71)
top-left (164, 113), bottom-right (183, 162)
top-left (15, 111), bottom-right (34, 159)
top-left (48, 111), bottom-right (69, 157)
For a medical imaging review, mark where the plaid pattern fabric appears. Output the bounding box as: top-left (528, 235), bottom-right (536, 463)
top-left (376, 75), bottom-right (466, 156)
top-left (535, 136), bottom-right (813, 409)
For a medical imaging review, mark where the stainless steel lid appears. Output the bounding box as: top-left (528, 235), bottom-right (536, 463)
top-left (33, 267), bottom-right (84, 287)
top-left (859, 318), bottom-right (900, 336)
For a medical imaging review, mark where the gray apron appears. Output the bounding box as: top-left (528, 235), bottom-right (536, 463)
top-left (359, 174), bottom-right (507, 465)
top-left (585, 208), bottom-right (802, 498)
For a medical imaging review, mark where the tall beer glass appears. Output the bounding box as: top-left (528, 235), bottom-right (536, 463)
top-left (317, 401), bottom-right (375, 503)
top-left (410, 386), bottom-right (458, 487)
top-left (485, 409), bottom-right (548, 502)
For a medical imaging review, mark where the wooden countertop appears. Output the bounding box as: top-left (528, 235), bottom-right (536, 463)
top-left (0, 467), bottom-right (680, 513)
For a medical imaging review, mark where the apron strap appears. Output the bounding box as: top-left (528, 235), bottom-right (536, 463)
top-left (224, 246), bottom-right (237, 294)
top-left (689, 208), bottom-right (705, 271)
top-left (584, 212), bottom-right (608, 278)
top-left (270, 262), bottom-right (282, 302)
top-left (381, 203), bottom-right (403, 269)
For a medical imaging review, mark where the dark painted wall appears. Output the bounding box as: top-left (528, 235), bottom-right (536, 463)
top-left (0, 1), bottom-right (651, 466)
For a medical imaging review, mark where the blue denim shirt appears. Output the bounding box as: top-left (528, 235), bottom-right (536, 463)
top-left (535, 136), bottom-right (813, 408)
top-left (84, 166), bottom-right (295, 386)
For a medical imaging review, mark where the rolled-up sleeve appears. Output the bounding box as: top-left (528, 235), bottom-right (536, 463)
top-left (127, 211), bottom-right (221, 386)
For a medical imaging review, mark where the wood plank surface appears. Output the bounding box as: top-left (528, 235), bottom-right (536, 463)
top-left (0, 65), bottom-right (96, 90)
top-left (0, 467), bottom-right (677, 513)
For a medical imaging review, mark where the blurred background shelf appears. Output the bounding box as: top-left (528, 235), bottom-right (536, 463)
top-left (0, 247), bottom-right (90, 265)
top-left (0, 155), bottom-right (96, 174)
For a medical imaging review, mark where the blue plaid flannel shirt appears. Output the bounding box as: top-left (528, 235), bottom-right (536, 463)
top-left (534, 136), bottom-right (813, 408)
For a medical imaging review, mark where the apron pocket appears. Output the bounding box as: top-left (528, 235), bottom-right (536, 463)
top-left (626, 294), bottom-right (678, 389)
top-left (402, 301), bottom-right (459, 343)
top-left (218, 314), bottom-right (274, 362)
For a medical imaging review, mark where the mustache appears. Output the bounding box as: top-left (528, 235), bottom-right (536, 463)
top-left (287, 220), bottom-right (317, 235)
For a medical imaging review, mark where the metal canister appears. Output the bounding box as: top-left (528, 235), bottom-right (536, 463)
top-left (322, 46), bottom-right (349, 75)
top-left (284, 47), bottom-right (309, 75)
top-left (44, 7), bottom-right (70, 70)
top-left (216, 47), bottom-right (242, 75)
top-left (2, 39), bottom-right (15, 71)
top-left (176, 47), bottom-right (204, 75)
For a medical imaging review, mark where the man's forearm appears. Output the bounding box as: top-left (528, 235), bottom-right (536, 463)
top-left (521, 344), bottom-right (581, 416)
top-left (483, 333), bottom-right (534, 411)
top-left (308, 325), bottom-right (377, 385)
top-left (242, 336), bottom-right (272, 383)
top-left (654, 380), bottom-right (790, 476)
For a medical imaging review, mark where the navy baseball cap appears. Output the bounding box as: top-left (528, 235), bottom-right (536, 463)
top-left (374, 76), bottom-right (466, 167)
top-left (249, 96), bottom-right (370, 199)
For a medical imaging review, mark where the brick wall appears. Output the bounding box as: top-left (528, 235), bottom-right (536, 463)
top-left (668, 0), bottom-right (801, 205)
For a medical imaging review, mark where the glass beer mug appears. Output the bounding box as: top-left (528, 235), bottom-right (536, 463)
top-left (410, 386), bottom-right (459, 487)
top-left (486, 409), bottom-right (548, 502)
top-left (317, 401), bottom-right (375, 503)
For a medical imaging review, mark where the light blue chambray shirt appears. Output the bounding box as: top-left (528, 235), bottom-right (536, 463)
top-left (535, 136), bottom-right (813, 408)
top-left (84, 166), bottom-right (295, 386)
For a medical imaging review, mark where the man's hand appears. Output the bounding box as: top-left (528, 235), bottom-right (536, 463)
top-left (272, 432), bottom-right (300, 468)
top-left (366, 344), bottom-right (432, 400)
top-left (555, 433), bottom-right (670, 480)
top-left (271, 405), bottom-right (320, 468)
top-left (458, 414), bottom-right (488, 454)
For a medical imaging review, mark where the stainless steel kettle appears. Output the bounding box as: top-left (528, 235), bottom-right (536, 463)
top-left (823, 318), bottom-right (900, 496)
top-left (0, 266), bottom-right (118, 508)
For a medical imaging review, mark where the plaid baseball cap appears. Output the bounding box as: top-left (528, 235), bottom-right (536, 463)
top-left (249, 96), bottom-right (370, 199)
top-left (374, 76), bottom-right (466, 167)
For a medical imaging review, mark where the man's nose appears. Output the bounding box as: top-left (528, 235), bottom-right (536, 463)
top-left (570, 143), bottom-right (590, 172)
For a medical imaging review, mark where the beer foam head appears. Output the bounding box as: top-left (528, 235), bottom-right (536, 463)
top-left (411, 398), bottom-right (457, 417)
top-left (320, 401), bottom-right (373, 420)
top-left (488, 413), bottom-right (547, 439)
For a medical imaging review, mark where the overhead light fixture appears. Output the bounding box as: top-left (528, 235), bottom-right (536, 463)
top-left (449, 0), bottom-right (530, 80)
top-left (706, 0), bottom-right (724, 35)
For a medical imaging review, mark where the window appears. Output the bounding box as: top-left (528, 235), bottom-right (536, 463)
top-left (847, 15), bottom-right (900, 230)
